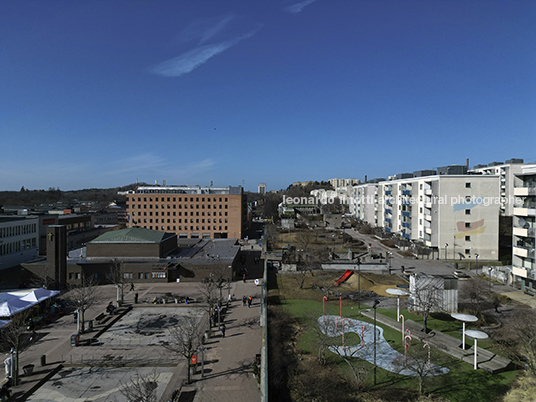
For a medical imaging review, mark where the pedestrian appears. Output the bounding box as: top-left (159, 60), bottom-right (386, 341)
top-left (243, 273), bottom-right (246, 283)
top-left (247, 296), bottom-right (252, 308)
top-left (228, 293), bottom-right (232, 303)
top-left (242, 295), bottom-right (247, 306)
top-left (134, 292), bottom-right (139, 304)
top-left (130, 283), bottom-right (135, 291)
top-left (221, 323), bottom-right (226, 338)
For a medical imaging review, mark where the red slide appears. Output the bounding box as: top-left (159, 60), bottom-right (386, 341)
top-left (335, 269), bottom-right (353, 286)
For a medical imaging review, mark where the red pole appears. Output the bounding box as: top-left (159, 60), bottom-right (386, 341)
top-left (323, 296), bottom-right (328, 322)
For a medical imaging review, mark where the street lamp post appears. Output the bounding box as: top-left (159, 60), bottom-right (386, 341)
top-left (357, 257), bottom-right (361, 310)
top-left (444, 243), bottom-right (448, 261)
top-left (373, 299), bottom-right (380, 385)
top-left (475, 253), bottom-right (479, 275)
top-left (488, 267), bottom-right (492, 292)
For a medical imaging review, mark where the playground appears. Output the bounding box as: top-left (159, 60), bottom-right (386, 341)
top-left (270, 270), bottom-right (519, 401)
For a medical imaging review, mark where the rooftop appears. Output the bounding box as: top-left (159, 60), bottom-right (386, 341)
top-left (89, 227), bottom-right (175, 244)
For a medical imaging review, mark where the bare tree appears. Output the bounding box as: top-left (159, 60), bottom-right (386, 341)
top-left (459, 278), bottom-right (488, 316)
top-left (161, 312), bottom-right (204, 384)
top-left (495, 308), bottom-right (536, 377)
top-left (198, 279), bottom-right (219, 330)
top-left (108, 258), bottom-right (128, 304)
top-left (312, 317), bottom-right (369, 390)
top-left (64, 276), bottom-right (100, 333)
top-left (409, 275), bottom-right (444, 333)
top-left (0, 311), bottom-right (33, 385)
top-left (119, 370), bottom-right (159, 402)
top-left (392, 342), bottom-right (447, 395)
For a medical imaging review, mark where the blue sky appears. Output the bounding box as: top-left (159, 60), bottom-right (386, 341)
top-left (1, 0), bottom-right (534, 192)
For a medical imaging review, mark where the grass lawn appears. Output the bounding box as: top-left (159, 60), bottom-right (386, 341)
top-left (281, 298), bottom-right (517, 402)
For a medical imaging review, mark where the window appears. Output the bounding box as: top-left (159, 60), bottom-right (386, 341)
top-left (465, 222), bottom-right (471, 228)
top-left (138, 273), bottom-right (144, 279)
top-left (465, 236), bottom-right (471, 241)
top-left (465, 249), bottom-right (471, 255)
top-left (465, 182), bottom-right (471, 188)
top-left (465, 209), bottom-right (471, 215)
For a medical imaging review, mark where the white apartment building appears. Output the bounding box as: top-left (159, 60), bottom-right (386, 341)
top-left (470, 158), bottom-right (526, 216)
top-left (0, 215), bottom-right (39, 271)
top-left (350, 174), bottom-right (500, 261)
top-left (511, 164), bottom-right (536, 289)
top-left (329, 178), bottom-right (360, 188)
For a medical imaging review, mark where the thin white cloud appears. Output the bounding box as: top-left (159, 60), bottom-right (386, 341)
top-left (150, 28), bottom-right (261, 78)
top-left (178, 14), bottom-right (236, 45)
top-left (285, 0), bottom-right (319, 14)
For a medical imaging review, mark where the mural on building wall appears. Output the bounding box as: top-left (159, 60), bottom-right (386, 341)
top-left (453, 201), bottom-right (485, 239)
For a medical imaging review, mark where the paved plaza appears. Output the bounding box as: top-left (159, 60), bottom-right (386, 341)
top-left (2, 279), bottom-right (262, 402)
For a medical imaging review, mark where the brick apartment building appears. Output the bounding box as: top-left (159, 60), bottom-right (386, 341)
top-left (125, 185), bottom-right (247, 240)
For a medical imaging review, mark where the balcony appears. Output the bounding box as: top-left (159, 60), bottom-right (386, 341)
top-left (424, 214), bottom-right (432, 221)
top-left (514, 227), bottom-right (536, 238)
top-left (385, 190), bottom-right (392, 195)
top-left (514, 246), bottom-right (535, 258)
top-left (424, 202), bottom-right (432, 209)
top-left (424, 189), bottom-right (433, 196)
top-left (515, 187), bottom-right (536, 197)
top-left (385, 227), bottom-right (391, 233)
top-left (402, 190), bottom-right (411, 196)
top-left (385, 218), bottom-right (392, 224)
top-left (385, 208), bottom-right (392, 215)
top-left (402, 222), bottom-right (410, 228)
top-left (513, 265), bottom-right (529, 278)
top-left (425, 227), bottom-right (432, 235)
top-left (514, 207), bottom-right (536, 217)
top-left (402, 233), bottom-right (410, 240)
top-left (402, 200), bottom-right (410, 206)
top-left (402, 211), bottom-right (411, 218)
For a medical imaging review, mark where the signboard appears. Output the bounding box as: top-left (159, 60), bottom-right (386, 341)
top-left (190, 355), bottom-right (197, 365)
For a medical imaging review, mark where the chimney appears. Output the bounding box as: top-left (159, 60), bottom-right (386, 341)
top-left (466, 158), bottom-right (469, 170)
top-left (364, 175), bottom-right (368, 183)
top-left (163, 180), bottom-right (166, 186)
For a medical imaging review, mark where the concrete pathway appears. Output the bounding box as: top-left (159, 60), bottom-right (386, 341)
top-left (181, 280), bottom-right (262, 402)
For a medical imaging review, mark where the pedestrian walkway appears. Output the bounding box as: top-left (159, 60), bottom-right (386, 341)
top-left (360, 309), bottom-right (511, 373)
top-left (180, 280), bottom-right (262, 402)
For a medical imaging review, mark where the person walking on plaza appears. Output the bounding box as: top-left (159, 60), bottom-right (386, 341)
top-left (242, 295), bottom-right (247, 306)
top-left (130, 283), bottom-right (135, 291)
top-left (221, 323), bottom-right (226, 338)
top-left (247, 296), bottom-right (252, 308)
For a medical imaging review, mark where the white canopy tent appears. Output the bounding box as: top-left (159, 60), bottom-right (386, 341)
top-left (0, 294), bottom-right (37, 318)
top-left (20, 288), bottom-right (60, 304)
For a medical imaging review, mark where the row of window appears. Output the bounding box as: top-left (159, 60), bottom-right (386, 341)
top-left (0, 224), bottom-right (37, 238)
top-left (122, 272), bottom-right (167, 279)
top-left (130, 204), bottom-right (228, 210)
top-left (138, 224), bottom-right (228, 231)
top-left (0, 238), bottom-right (37, 256)
top-left (132, 211), bottom-right (228, 217)
top-left (128, 196), bottom-right (228, 203)
top-left (134, 217), bottom-right (227, 224)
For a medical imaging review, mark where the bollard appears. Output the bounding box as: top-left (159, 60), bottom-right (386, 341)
top-left (41, 355), bottom-right (46, 366)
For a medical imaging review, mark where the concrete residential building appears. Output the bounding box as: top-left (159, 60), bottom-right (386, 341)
top-left (258, 183), bottom-right (266, 194)
top-left (0, 215), bottom-right (39, 271)
top-left (126, 185), bottom-right (247, 239)
top-left (329, 178), bottom-right (360, 188)
top-left (349, 173), bottom-right (500, 261)
top-left (470, 158), bottom-right (527, 216)
top-left (511, 164), bottom-right (536, 289)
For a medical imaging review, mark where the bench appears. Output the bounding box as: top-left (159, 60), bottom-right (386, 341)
top-left (95, 313), bottom-right (107, 324)
top-left (524, 288), bottom-right (536, 297)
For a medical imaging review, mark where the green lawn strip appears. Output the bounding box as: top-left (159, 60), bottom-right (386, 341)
top-left (281, 299), bottom-right (518, 401)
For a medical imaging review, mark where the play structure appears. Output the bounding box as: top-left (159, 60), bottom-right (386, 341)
top-left (334, 269), bottom-right (354, 286)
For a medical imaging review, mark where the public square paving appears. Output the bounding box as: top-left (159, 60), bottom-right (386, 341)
top-left (26, 306), bottom-right (204, 401)
top-left (319, 315), bottom-right (449, 376)
top-left (25, 366), bottom-right (175, 402)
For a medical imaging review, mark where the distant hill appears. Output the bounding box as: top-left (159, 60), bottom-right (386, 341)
top-left (0, 183), bottom-right (145, 208)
